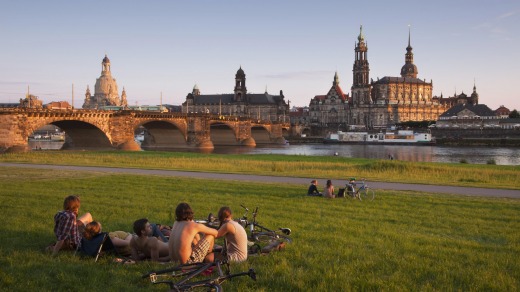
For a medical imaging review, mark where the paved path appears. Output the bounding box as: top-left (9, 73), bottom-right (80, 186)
top-left (2, 162), bottom-right (519, 199)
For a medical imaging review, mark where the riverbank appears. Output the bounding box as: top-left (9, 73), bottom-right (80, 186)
top-left (1, 151), bottom-right (518, 189)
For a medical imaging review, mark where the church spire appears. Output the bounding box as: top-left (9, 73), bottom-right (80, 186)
top-left (400, 25), bottom-right (418, 78)
top-left (333, 71), bottom-right (340, 86)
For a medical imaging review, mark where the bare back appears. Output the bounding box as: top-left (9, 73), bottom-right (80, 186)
top-left (169, 221), bottom-right (217, 263)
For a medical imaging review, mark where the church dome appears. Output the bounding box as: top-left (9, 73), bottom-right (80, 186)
top-left (94, 74), bottom-right (119, 99)
top-left (400, 63), bottom-right (418, 78)
top-left (236, 66), bottom-right (245, 77)
top-left (103, 54), bottom-right (110, 63)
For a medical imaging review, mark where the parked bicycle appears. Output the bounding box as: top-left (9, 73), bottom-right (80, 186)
top-left (346, 178), bottom-right (375, 201)
top-left (142, 259), bottom-right (256, 292)
top-left (237, 205), bottom-right (292, 245)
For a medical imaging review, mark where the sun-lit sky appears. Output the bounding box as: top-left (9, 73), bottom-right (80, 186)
top-left (1, 0), bottom-right (519, 111)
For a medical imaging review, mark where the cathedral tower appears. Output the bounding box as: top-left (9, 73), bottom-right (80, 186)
top-left (351, 25), bottom-right (371, 105)
top-left (400, 27), bottom-right (418, 78)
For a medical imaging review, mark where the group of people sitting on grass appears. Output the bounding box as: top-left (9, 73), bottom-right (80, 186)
top-left (49, 195), bottom-right (248, 264)
top-left (307, 178), bottom-right (357, 199)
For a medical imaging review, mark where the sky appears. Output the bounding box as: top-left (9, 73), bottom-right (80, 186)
top-left (1, 0), bottom-right (519, 110)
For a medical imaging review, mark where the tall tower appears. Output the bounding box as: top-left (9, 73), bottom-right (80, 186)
top-left (351, 25), bottom-right (370, 105)
top-left (234, 66), bottom-right (247, 102)
top-left (400, 27), bottom-right (418, 78)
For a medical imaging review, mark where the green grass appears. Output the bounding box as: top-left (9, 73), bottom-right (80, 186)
top-left (0, 166), bottom-right (519, 291)
top-left (1, 151), bottom-right (519, 189)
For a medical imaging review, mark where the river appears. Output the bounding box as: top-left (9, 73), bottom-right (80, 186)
top-left (29, 140), bottom-right (520, 166)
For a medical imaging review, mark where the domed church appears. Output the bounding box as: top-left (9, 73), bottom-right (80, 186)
top-left (82, 55), bottom-right (128, 109)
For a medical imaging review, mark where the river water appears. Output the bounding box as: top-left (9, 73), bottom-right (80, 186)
top-left (29, 141), bottom-right (520, 166)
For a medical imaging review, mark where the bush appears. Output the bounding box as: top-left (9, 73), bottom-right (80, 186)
top-left (486, 159), bottom-right (496, 165)
top-left (459, 159), bottom-right (468, 164)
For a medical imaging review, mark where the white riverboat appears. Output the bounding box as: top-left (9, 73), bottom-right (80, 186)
top-left (325, 130), bottom-right (434, 145)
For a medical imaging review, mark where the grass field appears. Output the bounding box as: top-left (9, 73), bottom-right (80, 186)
top-left (0, 165), bottom-right (519, 291)
top-left (1, 151), bottom-right (519, 189)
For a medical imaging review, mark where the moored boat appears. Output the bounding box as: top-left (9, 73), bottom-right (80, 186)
top-left (324, 130), bottom-right (434, 145)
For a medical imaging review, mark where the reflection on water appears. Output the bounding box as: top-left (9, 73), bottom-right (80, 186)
top-left (28, 141), bottom-right (519, 166)
top-left (211, 144), bottom-right (520, 166)
top-left (29, 140), bottom-right (64, 150)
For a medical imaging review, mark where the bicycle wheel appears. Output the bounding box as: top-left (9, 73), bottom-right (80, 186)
top-left (359, 189), bottom-right (375, 201)
top-left (176, 283), bottom-right (222, 292)
top-left (253, 232), bottom-right (292, 244)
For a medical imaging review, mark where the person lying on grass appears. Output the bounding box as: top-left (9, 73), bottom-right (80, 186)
top-left (169, 202), bottom-right (217, 264)
top-left (83, 221), bottom-right (133, 256)
top-left (130, 218), bottom-right (170, 262)
top-left (49, 195), bottom-right (92, 256)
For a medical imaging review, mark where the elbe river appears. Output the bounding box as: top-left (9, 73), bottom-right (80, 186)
top-left (30, 140), bottom-right (520, 166)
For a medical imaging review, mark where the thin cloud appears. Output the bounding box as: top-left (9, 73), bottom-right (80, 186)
top-left (497, 10), bottom-right (518, 20)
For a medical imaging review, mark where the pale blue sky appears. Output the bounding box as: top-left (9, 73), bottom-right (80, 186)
top-left (1, 0), bottom-right (519, 110)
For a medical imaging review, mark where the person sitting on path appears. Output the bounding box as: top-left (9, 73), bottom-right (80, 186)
top-left (216, 206), bottom-right (248, 263)
top-left (323, 180), bottom-right (335, 199)
top-left (307, 179), bottom-right (321, 196)
top-left (130, 218), bottom-right (170, 262)
top-left (50, 195), bottom-right (93, 256)
top-left (168, 202), bottom-right (217, 264)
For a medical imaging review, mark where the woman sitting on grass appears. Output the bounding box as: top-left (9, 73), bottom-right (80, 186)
top-left (49, 195), bottom-right (93, 256)
top-left (323, 180), bottom-right (335, 199)
top-left (216, 206), bottom-right (248, 263)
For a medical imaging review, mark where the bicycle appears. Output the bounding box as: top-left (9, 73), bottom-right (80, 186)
top-left (346, 178), bottom-right (375, 201)
top-left (198, 205), bottom-right (292, 254)
top-left (238, 205), bottom-right (292, 245)
top-left (142, 259), bottom-right (256, 291)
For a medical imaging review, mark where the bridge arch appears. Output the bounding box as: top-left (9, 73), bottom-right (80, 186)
top-left (137, 120), bottom-right (188, 150)
top-left (25, 115), bottom-right (113, 150)
top-left (251, 125), bottom-right (271, 144)
top-left (209, 122), bottom-right (238, 146)
top-left (53, 120), bottom-right (113, 149)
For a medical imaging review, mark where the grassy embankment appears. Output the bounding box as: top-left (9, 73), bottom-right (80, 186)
top-left (1, 151), bottom-right (519, 189)
top-left (0, 166), bottom-right (519, 291)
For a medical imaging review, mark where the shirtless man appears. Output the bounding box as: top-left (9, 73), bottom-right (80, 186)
top-left (169, 203), bottom-right (218, 264)
top-left (130, 218), bottom-right (170, 262)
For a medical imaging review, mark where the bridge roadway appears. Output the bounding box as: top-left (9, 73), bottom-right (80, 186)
top-left (2, 162), bottom-right (519, 199)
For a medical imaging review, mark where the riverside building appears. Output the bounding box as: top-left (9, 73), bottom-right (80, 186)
top-left (183, 67), bottom-right (290, 122)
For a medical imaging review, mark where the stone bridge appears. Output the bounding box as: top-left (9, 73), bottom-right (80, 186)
top-left (0, 109), bottom-right (290, 152)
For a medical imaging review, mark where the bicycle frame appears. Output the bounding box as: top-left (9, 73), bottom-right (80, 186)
top-left (239, 205), bottom-right (291, 237)
top-left (143, 259), bottom-right (256, 291)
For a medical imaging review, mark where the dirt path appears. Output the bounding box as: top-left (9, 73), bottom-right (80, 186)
top-left (2, 162), bottom-right (519, 198)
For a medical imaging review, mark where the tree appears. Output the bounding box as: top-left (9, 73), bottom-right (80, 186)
top-left (509, 109), bottom-right (520, 118)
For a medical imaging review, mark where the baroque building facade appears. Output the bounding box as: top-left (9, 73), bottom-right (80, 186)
top-left (82, 55), bottom-right (128, 109)
top-left (350, 26), bottom-right (450, 128)
top-left (183, 67), bottom-right (289, 122)
top-left (308, 72), bottom-right (349, 128)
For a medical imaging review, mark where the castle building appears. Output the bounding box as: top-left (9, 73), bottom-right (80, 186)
top-left (349, 27), bottom-right (451, 128)
top-left (82, 55), bottom-right (128, 109)
top-left (433, 83), bottom-right (480, 108)
top-left (183, 67), bottom-right (289, 122)
top-left (308, 72), bottom-right (349, 127)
